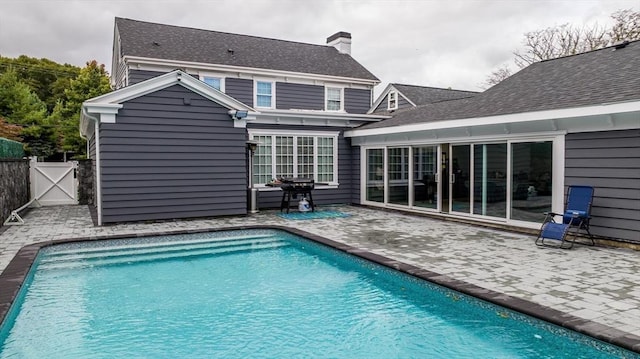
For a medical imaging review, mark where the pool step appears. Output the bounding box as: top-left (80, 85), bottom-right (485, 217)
top-left (39, 236), bottom-right (289, 270)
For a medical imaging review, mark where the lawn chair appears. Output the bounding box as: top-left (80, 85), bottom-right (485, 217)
top-left (535, 185), bottom-right (596, 249)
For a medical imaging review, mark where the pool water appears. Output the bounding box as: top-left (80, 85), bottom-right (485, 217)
top-left (0, 229), bottom-right (636, 358)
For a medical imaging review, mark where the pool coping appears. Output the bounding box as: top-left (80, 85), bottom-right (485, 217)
top-left (1, 225), bottom-right (639, 354)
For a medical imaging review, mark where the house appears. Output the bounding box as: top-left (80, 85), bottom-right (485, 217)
top-left (80, 18), bottom-right (387, 225)
top-left (346, 40), bottom-right (640, 244)
top-left (82, 18), bottom-right (639, 245)
top-left (369, 83), bottom-right (477, 114)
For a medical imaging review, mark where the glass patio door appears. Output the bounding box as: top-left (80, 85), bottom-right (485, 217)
top-left (450, 145), bottom-right (471, 214)
top-left (413, 146), bottom-right (438, 209)
top-left (387, 147), bottom-right (409, 205)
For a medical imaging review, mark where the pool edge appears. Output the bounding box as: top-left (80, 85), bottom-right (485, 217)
top-left (1, 225), bottom-right (639, 354)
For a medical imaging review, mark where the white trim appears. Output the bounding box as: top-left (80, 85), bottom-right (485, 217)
top-left (359, 134), bottom-right (563, 227)
top-left (94, 120), bottom-right (102, 226)
top-left (248, 129), bottom-right (340, 185)
top-left (248, 129), bottom-right (339, 137)
top-left (369, 83), bottom-right (395, 113)
top-left (551, 134), bottom-right (565, 214)
top-left (85, 70), bottom-right (255, 112)
top-left (123, 55), bottom-right (380, 87)
top-left (254, 79), bottom-right (275, 109)
top-left (325, 85), bottom-right (345, 112)
top-left (349, 100), bottom-right (640, 138)
top-left (80, 70), bottom-right (258, 136)
top-left (249, 109), bottom-right (389, 128)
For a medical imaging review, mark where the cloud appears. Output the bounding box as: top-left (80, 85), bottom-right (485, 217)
top-left (1, 0), bottom-right (636, 93)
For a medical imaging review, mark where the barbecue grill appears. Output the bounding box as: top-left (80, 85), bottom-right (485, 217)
top-left (279, 177), bottom-right (315, 213)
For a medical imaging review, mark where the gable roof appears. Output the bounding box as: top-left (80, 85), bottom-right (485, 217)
top-left (80, 70), bottom-right (256, 137)
top-left (369, 83), bottom-right (477, 114)
top-left (115, 17), bottom-right (379, 82)
top-left (357, 40), bottom-right (640, 131)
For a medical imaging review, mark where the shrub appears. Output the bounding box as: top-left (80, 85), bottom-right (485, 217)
top-left (0, 137), bottom-right (25, 159)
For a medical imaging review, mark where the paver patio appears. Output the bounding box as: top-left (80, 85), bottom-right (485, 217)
top-left (1, 204), bottom-right (639, 346)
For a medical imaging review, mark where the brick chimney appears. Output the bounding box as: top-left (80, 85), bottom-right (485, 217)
top-left (327, 31), bottom-right (351, 55)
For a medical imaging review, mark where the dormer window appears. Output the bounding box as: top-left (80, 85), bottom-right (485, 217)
top-left (388, 91), bottom-right (398, 110)
top-left (255, 80), bottom-right (274, 108)
top-left (326, 87), bottom-right (343, 111)
top-left (201, 75), bottom-right (224, 91)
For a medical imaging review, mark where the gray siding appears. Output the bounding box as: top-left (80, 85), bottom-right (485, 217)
top-left (565, 129), bottom-right (640, 243)
top-left (276, 82), bottom-right (323, 110)
top-left (247, 124), bottom-right (357, 209)
top-left (344, 88), bottom-right (371, 114)
top-left (226, 78), bottom-right (253, 107)
top-left (99, 84), bottom-right (247, 223)
top-left (128, 69), bottom-right (166, 85)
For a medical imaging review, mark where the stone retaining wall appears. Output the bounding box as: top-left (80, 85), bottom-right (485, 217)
top-left (77, 159), bottom-right (93, 205)
top-left (0, 159), bottom-right (30, 225)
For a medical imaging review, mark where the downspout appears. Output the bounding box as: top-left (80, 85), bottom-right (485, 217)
top-left (81, 107), bottom-right (103, 226)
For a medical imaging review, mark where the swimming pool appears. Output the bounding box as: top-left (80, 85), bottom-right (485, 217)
top-left (0, 228), bottom-right (637, 358)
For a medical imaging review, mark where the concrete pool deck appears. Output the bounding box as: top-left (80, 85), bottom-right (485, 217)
top-left (1, 205), bottom-right (639, 351)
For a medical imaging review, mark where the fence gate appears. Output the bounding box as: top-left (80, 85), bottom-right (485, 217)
top-left (30, 159), bottom-right (78, 206)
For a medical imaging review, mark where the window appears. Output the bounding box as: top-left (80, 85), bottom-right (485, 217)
top-left (250, 131), bottom-right (338, 185)
top-left (326, 87), bottom-right (342, 111)
top-left (256, 81), bottom-right (274, 108)
top-left (388, 91), bottom-right (398, 110)
top-left (202, 76), bottom-right (222, 91)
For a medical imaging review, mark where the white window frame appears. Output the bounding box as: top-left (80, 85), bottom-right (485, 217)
top-left (388, 91), bottom-right (398, 110)
top-left (249, 129), bottom-right (339, 187)
top-left (325, 86), bottom-right (344, 112)
top-left (254, 79), bottom-right (275, 109)
top-left (199, 73), bottom-right (225, 92)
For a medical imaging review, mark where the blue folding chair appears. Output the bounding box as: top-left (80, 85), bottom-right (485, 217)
top-left (535, 185), bottom-right (596, 249)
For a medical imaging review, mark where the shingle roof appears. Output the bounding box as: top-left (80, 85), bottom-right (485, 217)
top-left (360, 40), bottom-right (640, 130)
top-left (392, 84), bottom-right (477, 105)
top-left (115, 18), bottom-right (379, 82)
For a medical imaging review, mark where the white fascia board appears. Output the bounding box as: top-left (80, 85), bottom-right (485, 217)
top-left (252, 110), bottom-right (390, 128)
top-left (83, 103), bottom-right (123, 124)
top-left (369, 83), bottom-right (395, 113)
top-left (346, 100), bottom-right (640, 138)
top-left (85, 70), bottom-right (255, 112)
top-left (368, 84), bottom-right (417, 114)
top-left (258, 109), bottom-right (390, 121)
top-left (123, 55), bottom-right (380, 87)
top-left (398, 92), bottom-right (417, 107)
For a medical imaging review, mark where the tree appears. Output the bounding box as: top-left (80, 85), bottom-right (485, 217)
top-left (54, 60), bottom-right (112, 157)
top-left (484, 9), bottom-right (640, 88)
top-left (0, 55), bottom-right (80, 112)
top-left (0, 69), bottom-right (57, 157)
top-left (484, 65), bottom-right (513, 88)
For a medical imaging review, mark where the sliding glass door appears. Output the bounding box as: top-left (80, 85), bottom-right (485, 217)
top-left (387, 147), bottom-right (409, 205)
top-left (413, 146), bottom-right (438, 209)
top-left (366, 149), bottom-right (384, 203)
top-left (363, 139), bottom-right (554, 224)
top-left (511, 141), bottom-right (553, 222)
top-left (451, 145), bottom-right (471, 214)
top-left (473, 143), bottom-right (507, 218)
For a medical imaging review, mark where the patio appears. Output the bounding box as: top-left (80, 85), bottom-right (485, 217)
top-left (1, 204), bottom-right (639, 351)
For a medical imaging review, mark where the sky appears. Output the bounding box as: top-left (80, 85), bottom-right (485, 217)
top-left (0, 0), bottom-right (637, 94)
